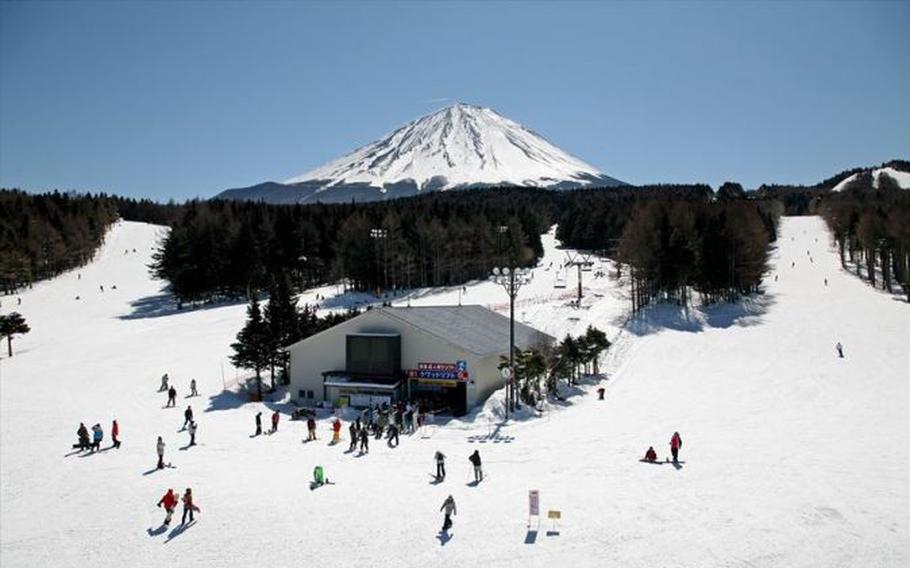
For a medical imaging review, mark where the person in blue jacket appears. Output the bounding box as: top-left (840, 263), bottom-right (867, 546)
top-left (91, 424), bottom-right (104, 453)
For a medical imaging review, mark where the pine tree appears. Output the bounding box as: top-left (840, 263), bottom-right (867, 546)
top-left (0, 312), bottom-right (30, 357)
top-left (264, 273), bottom-right (300, 389)
top-left (230, 293), bottom-right (271, 399)
top-left (583, 326), bottom-right (611, 375)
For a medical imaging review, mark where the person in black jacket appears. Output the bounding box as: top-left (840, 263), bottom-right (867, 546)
top-left (435, 451), bottom-right (446, 481)
top-left (359, 427), bottom-right (369, 453)
top-left (183, 406), bottom-right (193, 429)
top-left (349, 422), bottom-right (358, 452)
top-left (469, 449), bottom-right (483, 482)
top-left (255, 412), bottom-right (262, 436)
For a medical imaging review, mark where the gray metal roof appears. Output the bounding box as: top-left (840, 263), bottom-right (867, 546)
top-left (377, 305), bottom-right (555, 357)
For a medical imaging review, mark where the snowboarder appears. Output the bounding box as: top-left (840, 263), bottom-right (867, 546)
top-left (181, 488), bottom-right (198, 524)
top-left (835, 342), bottom-right (844, 358)
top-left (189, 378), bottom-right (198, 397)
top-left (99, 285), bottom-right (104, 292)
top-left (440, 495), bottom-right (457, 532)
top-left (435, 451), bottom-right (447, 481)
top-left (90, 424), bottom-right (103, 453)
top-left (112, 419), bottom-right (121, 449)
top-left (255, 412), bottom-right (263, 436)
top-left (824, 278), bottom-right (828, 287)
top-left (183, 406), bottom-right (194, 429)
top-left (157, 488), bottom-right (178, 526)
top-left (469, 450), bottom-right (483, 482)
top-left (359, 427), bottom-right (369, 453)
top-left (644, 446), bottom-right (657, 463)
top-left (187, 421), bottom-right (197, 446)
top-left (156, 436), bottom-right (166, 469)
top-left (306, 417), bottom-right (317, 441)
top-left (670, 432), bottom-right (683, 463)
top-left (167, 386), bottom-right (177, 407)
top-left (387, 423), bottom-right (399, 447)
top-left (348, 421), bottom-right (358, 451)
top-left (159, 373), bottom-right (169, 392)
top-left (270, 410), bottom-right (280, 434)
top-left (76, 422), bottom-right (90, 451)
top-left (332, 418), bottom-right (342, 444)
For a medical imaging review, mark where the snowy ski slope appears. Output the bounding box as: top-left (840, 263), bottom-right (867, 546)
top-left (0, 216), bottom-right (907, 567)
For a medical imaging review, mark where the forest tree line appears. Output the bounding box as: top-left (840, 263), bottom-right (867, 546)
top-left (819, 171), bottom-right (910, 301)
top-left (0, 190), bottom-right (119, 294)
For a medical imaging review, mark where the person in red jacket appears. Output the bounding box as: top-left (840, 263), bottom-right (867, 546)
top-left (644, 446), bottom-right (657, 462)
top-left (157, 488), bottom-right (178, 526)
top-left (270, 410), bottom-right (280, 434)
top-left (670, 432), bottom-right (683, 463)
top-left (332, 418), bottom-right (342, 444)
top-left (111, 419), bottom-right (121, 449)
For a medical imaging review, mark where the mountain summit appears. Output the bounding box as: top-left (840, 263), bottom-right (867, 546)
top-left (217, 103), bottom-right (624, 204)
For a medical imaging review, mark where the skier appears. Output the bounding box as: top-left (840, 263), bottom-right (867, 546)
top-left (99, 285), bottom-right (104, 292)
top-left (157, 488), bottom-right (178, 526)
top-left (76, 423), bottom-right (90, 451)
top-left (387, 423), bottom-right (399, 448)
top-left (332, 418), bottom-right (342, 444)
top-left (835, 342), bottom-right (844, 358)
top-left (468, 449), bottom-right (482, 482)
top-left (159, 373), bottom-right (169, 392)
top-left (112, 419), bottom-right (121, 449)
top-left (359, 427), bottom-right (369, 453)
top-left (183, 406), bottom-right (194, 429)
top-left (91, 424), bottom-right (103, 453)
top-left (306, 417), bottom-right (317, 441)
top-left (156, 436), bottom-right (166, 469)
top-left (435, 451), bottom-right (446, 481)
top-left (271, 410), bottom-right (280, 434)
top-left (644, 446), bottom-right (657, 463)
top-left (187, 421), bottom-right (197, 446)
top-left (189, 378), bottom-right (198, 397)
top-left (348, 421), bottom-right (358, 451)
top-left (824, 278), bottom-right (828, 287)
top-left (670, 432), bottom-right (683, 463)
top-left (167, 386), bottom-right (177, 407)
top-left (181, 488), bottom-right (198, 525)
top-left (255, 412), bottom-right (263, 436)
top-left (313, 465), bottom-right (326, 487)
top-left (440, 495), bottom-right (457, 532)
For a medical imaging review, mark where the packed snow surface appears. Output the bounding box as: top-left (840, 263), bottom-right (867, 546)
top-left (285, 103), bottom-right (615, 191)
top-left (1, 217), bottom-right (908, 567)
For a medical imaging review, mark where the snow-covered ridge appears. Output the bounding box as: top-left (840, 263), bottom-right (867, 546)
top-left (831, 166), bottom-right (910, 192)
top-left (217, 103), bottom-right (624, 204)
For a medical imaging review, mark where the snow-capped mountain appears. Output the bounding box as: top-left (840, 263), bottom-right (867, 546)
top-left (217, 103), bottom-right (624, 204)
top-left (830, 166), bottom-right (910, 192)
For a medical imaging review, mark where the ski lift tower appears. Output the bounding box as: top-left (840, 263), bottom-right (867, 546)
top-left (565, 252), bottom-right (594, 306)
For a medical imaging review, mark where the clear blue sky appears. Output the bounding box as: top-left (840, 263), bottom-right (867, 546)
top-left (1, 1), bottom-right (908, 200)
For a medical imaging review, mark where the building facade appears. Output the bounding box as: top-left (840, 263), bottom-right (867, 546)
top-left (287, 305), bottom-right (554, 415)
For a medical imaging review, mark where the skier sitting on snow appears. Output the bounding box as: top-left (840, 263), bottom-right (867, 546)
top-left (644, 446), bottom-right (657, 462)
top-left (313, 465), bottom-right (326, 486)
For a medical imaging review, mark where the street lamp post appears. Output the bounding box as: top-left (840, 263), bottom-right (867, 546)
top-left (490, 265), bottom-right (532, 418)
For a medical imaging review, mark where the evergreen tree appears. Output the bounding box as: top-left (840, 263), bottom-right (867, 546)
top-left (0, 312), bottom-right (30, 357)
top-left (264, 274), bottom-right (300, 388)
top-left (230, 293), bottom-right (271, 399)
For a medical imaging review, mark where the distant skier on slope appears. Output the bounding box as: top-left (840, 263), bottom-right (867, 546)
top-left (387, 422), bottom-right (399, 448)
top-left (306, 417), bottom-right (317, 441)
top-left (469, 449), bottom-right (483, 482)
top-left (166, 386), bottom-right (177, 407)
top-left (189, 378), bottom-right (198, 397)
top-left (670, 432), bottom-right (683, 463)
top-left (76, 423), bottom-right (90, 451)
top-left (435, 451), bottom-right (447, 481)
top-left (835, 342), bottom-right (844, 358)
top-left (187, 421), bottom-right (197, 446)
top-left (159, 373), bottom-right (169, 392)
top-left (332, 417), bottom-right (342, 444)
top-left (181, 488), bottom-right (199, 525)
top-left (112, 419), bottom-right (121, 449)
top-left (183, 406), bottom-right (194, 429)
top-left (90, 424), bottom-right (103, 453)
top-left (644, 446), bottom-right (657, 463)
top-left (271, 410), bottom-right (280, 434)
top-left (440, 495), bottom-right (457, 532)
top-left (348, 421), bottom-right (358, 452)
top-left (359, 427), bottom-right (369, 453)
top-left (157, 488), bottom-right (178, 526)
top-left (255, 412), bottom-right (263, 436)
top-left (156, 436), bottom-right (166, 469)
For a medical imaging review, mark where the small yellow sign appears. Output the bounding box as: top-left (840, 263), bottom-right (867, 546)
top-left (547, 510), bottom-right (561, 520)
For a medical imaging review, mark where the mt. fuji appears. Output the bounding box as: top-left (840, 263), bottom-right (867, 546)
top-left (217, 103), bottom-right (625, 204)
